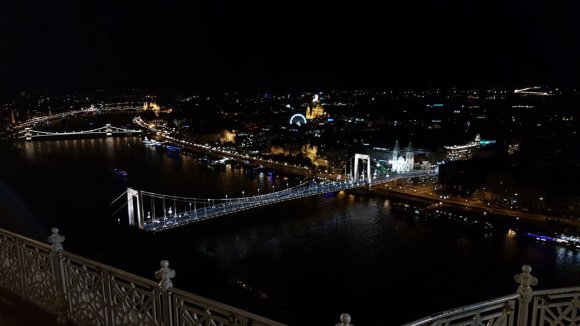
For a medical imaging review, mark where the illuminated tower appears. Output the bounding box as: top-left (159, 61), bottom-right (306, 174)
top-left (392, 139), bottom-right (400, 162)
top-left (10, 110), bottom-right (16, 125)
top-left (406, 141), bottom-right (414, 169)
top-left (305, 94), bottom-right (325, 120)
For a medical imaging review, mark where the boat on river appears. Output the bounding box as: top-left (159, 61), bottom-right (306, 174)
top-left (526, 232), bottom-right (580, 250)
top-left (110, 168), bottom-right (128, 177)
top-left (143, 136), bottom-right (162, 147)
top-left (165, 145), bottom-right (181, 152)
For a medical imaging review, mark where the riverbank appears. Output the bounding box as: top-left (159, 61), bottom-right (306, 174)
top-left (369, 183), bottom-right (580, 231)
top-left (134, 117), bottom-right (323, 178)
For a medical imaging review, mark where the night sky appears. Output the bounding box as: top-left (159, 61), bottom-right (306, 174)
top-left (1, 0), bottom-right (580, 91)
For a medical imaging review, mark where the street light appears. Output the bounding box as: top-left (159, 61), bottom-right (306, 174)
top-left (258, 188), bottom-right (260, 196)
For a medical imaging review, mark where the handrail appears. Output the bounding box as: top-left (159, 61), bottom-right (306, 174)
top-left (171, 287), bottom-right (286, 326)
top-left (1, 226), bottom-right (578, 326)
top-left (404, 285), bottom-right (580, 326)
top-left (61, 250), bottom-right (159, 288)
top-left (0, 227), bottom-right (286, 326)
top-left (403, 293), bottom-right (519, 326)
top-left (532, 286), bottom-right (580, 296)
top-left (0, 227), bottom-right (53, 249)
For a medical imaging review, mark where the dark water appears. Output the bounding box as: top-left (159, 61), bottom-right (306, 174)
top-left (0, 137), bottom-right (578, 325)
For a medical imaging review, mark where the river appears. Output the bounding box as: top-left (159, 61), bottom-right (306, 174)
top-left (0, 136), bottom-right (578, 325)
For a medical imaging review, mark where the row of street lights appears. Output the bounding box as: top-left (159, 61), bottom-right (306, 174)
top-left (145, 179), bottom-right (367, 229)
top-left (145, 179), bottom-right (347, 226)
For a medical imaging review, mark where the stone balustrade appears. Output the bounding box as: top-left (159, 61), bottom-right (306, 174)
top-left (0, 226), bottom-right (578, 325)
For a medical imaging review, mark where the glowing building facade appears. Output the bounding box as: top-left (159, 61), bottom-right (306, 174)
top-left (305, 95), bottom-right (325, 120)
top-left (143, 101), bottom-right (161, 112)
top-left (444, 134), bottom-right (481, 161)
top-left (391, 139), bottom-right (414, 173)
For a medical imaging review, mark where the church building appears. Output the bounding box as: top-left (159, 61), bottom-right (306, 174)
top-left (391, 139), bottom-right (414, 173)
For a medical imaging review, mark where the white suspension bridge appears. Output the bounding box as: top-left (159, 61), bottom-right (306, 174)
top-left (114, 154), bottom-right (436, 232)
top-left (18, 123), bottom-right (142, 140)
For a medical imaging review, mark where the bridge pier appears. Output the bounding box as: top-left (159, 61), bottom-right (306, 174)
top-left (105, 123), bottom-right (113, 136)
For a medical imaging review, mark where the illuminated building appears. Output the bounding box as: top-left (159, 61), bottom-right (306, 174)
top-left (391, 139), bottom-right (414, 173)
top-left (302, 143), bottom-right (318, 162)
top-left (305, 95), bottom-right (325, 120)
top-left (220, 130), bottom-right (236, 143)
top-left (444, 134), bottom-right (480, 161)
top-left (143, 101), bottom-right (161, 112)
top-left (143, 101), bottom-right (172, 116)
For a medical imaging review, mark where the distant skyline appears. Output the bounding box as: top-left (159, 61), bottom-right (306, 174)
top-left (1, 0), bottom-right (580, 91)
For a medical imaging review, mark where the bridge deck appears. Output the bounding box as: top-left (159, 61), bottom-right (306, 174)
top-left (18, 124), bottom-right (141, 139)
top-left (138, 171), bottom-right (434, 232)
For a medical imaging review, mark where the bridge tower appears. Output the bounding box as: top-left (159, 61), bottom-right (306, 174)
top-left (24, 128), bottom-right (32, 141)
top-left (105, 124), bottom-right (113, 136)
top-left (354, 153), bottom-right (372, 188)
top-left (127, 188), bottom-right (144, 229)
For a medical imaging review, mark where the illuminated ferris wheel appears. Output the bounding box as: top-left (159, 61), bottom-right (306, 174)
top-left (289, 113), bottom-right (307, 126)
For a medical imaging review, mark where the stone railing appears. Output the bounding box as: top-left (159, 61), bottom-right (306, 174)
top-left (402, 265), bottom-right (580, 326)
top-left (0, 226), bottom-right (578, 326)
top-left (0, 227), bottom-right (286, 325)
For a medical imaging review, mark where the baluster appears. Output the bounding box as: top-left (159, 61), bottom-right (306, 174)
top-left (156, 260), bottom-right (176, 325)
top-left (514, 264), bottom-right (538, 325)
top-left (335, 313), bottom-right (353, 326)
top-left (47, 227), bottom-right (68, 323)
top-left (101, 269), bottom-right (114, 325)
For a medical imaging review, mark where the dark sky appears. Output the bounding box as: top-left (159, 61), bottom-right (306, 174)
top-left (1, 0), bottom-right (579, 91)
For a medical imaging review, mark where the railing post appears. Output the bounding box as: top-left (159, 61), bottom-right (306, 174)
top-left (335, 313), bottom-right (353, 326)
top-left (155, 260), bottom-right (176, 326)
top-left (514, 265), bottom-right (538, 326)
top-left (47, 227), bottom-right (68, 324)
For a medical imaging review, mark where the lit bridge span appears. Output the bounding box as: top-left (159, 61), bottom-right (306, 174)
top-left (18, 123), bottom-right (142, 141)
top-left (118, 154), bottom-right (435, 232)
top-left (12, 106), bottom-right (143, 131)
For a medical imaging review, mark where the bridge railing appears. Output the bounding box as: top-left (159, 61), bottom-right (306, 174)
top-left (0, 227), bottom-right (285, 326)
top-left (139, 172), bottom-right (432, 232)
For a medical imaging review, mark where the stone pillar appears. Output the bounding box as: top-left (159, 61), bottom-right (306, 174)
top-left (514, 264), bottom-right (538, 325)
top-left (156, 260), bottom-right (176, 325)
top-left (335, 313), bottom-right (353, 326)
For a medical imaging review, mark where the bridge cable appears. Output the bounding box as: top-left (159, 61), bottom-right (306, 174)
top-left (111, 201), bottom-right (129, 216)
top-left (109, 190), bottom-right (128, 206)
